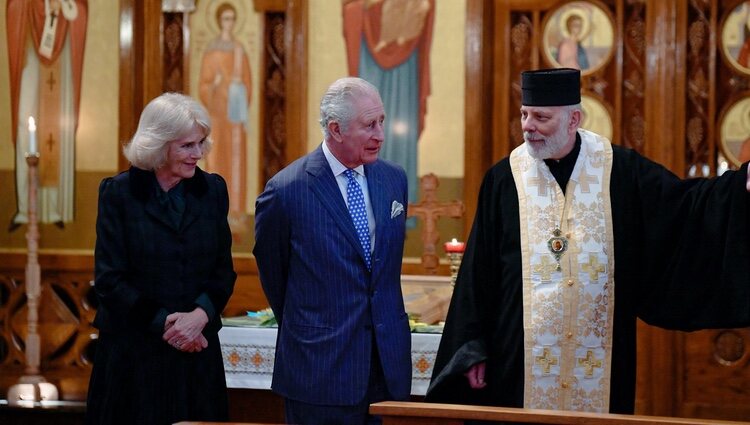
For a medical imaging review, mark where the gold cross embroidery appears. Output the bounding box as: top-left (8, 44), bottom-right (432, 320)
top-left (577, 350), bottom-right (603, 378)
top-left (527, 174), bottom-right (550, 197)
top-left (576, 167), bottom-right (599, 193)
top-left (532, 256), bottom-right (558, 282)
top-left (581, 253), bottom-right (606, 281)
top-left (535, 347), bottom-right (559, 375)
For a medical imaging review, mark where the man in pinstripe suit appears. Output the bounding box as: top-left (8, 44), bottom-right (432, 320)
top-left (254, 77), bottom-right (411, 424)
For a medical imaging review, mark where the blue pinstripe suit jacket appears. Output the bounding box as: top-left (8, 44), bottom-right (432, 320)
top-left (254, 145), bottom-right (412, 405)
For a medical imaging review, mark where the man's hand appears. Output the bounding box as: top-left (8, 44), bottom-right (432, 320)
top-left (179, 334), bottom-right (209, 353)
top-left (163, 307), bottom-right (209, 351)
top-left (464, 361), bottom-right (487, 389)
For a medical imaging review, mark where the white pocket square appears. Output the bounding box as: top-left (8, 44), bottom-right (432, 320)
top-left (390, 201), bottom-right (404, 218)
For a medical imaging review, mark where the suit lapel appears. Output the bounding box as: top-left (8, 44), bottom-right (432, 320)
top-left (365, 162), bottom-right (389, 279)
top-left (306, 148), bottom-right (368, 263)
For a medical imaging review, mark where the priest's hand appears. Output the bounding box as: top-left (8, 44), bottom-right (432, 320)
top-left (163, 307), bottom-right (209, 351)
top-left (464, 361), bottom-right (487, 389)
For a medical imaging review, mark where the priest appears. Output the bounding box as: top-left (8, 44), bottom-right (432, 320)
top-left (425, 68), bottom-right (750, 414)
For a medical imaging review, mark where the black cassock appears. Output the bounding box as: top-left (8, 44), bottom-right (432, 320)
top-left (425, 138), bottom-right (750, 414)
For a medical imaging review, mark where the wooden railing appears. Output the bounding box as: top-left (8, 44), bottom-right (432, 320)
top-left (369, 402), bottom-right (750, 425)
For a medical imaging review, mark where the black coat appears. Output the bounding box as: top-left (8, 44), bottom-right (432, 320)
top-left (86, 166), bottom-right (236, 425)
top-left (426, 145), bottom-right (750, 414)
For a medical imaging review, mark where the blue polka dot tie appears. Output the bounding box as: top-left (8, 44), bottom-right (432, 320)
top-left (344, 169), bottom-right (371, 270)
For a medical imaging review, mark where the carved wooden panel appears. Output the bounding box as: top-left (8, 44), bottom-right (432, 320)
top-left (684, 0), bottom-right (714, 177)
top-left (163, 12), bottom-right (186, 93)
top-left (509, 12), bottom-right (534, 147)
top-left (679, 329), bottom-right (750, 420)
top-left (622, 0), bottom-right (646, 151)
top-left (0, 256), bottom-right (97, 401)
top-left (260, 12), bottom-right (288, 189)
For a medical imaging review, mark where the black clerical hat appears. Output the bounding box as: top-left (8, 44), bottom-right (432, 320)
top-left (521, 68), bottom-right (581, 106)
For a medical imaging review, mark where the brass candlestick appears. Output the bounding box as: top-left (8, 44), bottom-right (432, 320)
top-left (447, 252), bottom-right (463, 287)
top-left (7, 153), bottom-right (59, 407)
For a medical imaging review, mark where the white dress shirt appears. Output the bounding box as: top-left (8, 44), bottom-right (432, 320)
top-left (322, 141), bottom-right (376, 251)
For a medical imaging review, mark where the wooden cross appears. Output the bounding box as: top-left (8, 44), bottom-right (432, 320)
top-left (46, 133), bottom-right (56, 152)
top-left (46, 71), bottom-right (56, 91)
top-left (407, 173), bottom-right (464, 274)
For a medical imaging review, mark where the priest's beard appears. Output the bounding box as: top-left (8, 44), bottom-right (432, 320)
top-left (523, 117), bottom-right (570, 160)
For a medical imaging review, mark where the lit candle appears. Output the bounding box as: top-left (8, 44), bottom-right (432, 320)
top-left (444, 238), bottom-right (465, 254)
top-left (28, 116), bottom-right (37, 154)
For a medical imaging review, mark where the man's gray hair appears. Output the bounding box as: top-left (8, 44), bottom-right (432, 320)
top-left (123, 92), bottom-right (212, 170)
top-left (561, 103), bottom-right (582, 127)
top-left (319, 77), bottom-right (380, 139)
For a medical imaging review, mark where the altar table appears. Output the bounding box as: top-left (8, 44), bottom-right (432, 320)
top-left (218, 326), bottom-right (442, 396)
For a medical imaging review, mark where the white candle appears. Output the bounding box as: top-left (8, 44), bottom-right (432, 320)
top-left (28, 116), bottom-right (38, 154)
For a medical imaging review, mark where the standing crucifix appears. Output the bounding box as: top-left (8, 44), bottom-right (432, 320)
top-left (407, 173), bottom-right (464, 274)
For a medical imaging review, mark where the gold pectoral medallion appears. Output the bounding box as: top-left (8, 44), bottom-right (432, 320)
top-left (547, 228), bottom-right (568, 271)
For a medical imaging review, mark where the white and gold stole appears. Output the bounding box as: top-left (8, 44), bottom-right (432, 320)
top-left (510, 129), bottom-right (615, 412)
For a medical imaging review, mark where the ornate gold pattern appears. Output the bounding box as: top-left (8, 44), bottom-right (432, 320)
top-left (511, 129), bottom-right (615, 413)
top-left (535, 347), bottom-right (559, 375)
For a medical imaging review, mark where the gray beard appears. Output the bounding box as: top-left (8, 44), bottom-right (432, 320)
top-left (524, 125), bottom-right (570, 160)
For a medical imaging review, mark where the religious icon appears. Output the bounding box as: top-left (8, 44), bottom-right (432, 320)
top-left (542, 1), bottom-right (615, 75)
top-left (580, 94), bottom-right (613, 141)
top-left (342, 0), bottom-right (436, 205)
top-left (718, 96), bottom-right (750, 168)
top-left (190, 0), bottom-right (259, 240)
top-left (547, 228), bottom-right (568, 271)
top-left (6, 0), bottom-right (89, 229)
top-left (720, 1), bottom-right (750, 75)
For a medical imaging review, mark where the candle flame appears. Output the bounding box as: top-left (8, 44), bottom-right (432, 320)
top-left (28, 116), bottom-right (36, 132)
top-left (451, 238), bottom-right (458, 243)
